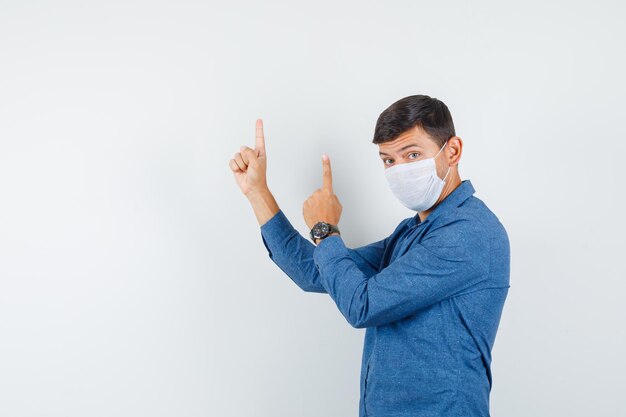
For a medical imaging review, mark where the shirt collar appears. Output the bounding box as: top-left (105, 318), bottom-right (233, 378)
top-left (413, 179), bottom-right (476, 227)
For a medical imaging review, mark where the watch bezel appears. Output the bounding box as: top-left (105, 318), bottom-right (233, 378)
top-left (311, 222), bottom-right (330, 239)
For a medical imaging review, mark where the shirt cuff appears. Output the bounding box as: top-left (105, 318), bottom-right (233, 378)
top-left (260, 209), bottom-right (298, 254)
top-left (313, 235), bottom-right (350, 260)
top-left (313, 234), bottom-right (367, 302)
top-left (313, 234), bottom-right (350, 272)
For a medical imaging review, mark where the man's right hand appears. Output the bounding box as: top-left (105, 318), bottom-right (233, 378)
top-left (229, 118), bottom-right (268, 197)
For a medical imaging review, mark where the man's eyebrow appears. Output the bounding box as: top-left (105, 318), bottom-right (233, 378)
top-left (379, 143), bottom-right (422, 156)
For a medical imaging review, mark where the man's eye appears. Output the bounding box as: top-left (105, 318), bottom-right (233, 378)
top-left (408, 152), bottom-right (420, 159)
top-left (384, 159), bottom-right (393, 165)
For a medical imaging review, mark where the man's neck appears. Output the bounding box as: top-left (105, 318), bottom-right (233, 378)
top-left (418, 171), bottom-right (462, 223)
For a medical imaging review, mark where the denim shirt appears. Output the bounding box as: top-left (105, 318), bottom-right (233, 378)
top-left (259, 180), bottom-right (510, 417)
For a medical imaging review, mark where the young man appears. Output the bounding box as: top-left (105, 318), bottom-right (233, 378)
top-left (228, 94), bottom-right (510, 417)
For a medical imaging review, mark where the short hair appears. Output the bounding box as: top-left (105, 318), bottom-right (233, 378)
top-left (372, 94), bottom-right (456, 148)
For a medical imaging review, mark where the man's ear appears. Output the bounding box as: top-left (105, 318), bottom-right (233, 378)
top-left (447, 136), bottom-right (463, 165)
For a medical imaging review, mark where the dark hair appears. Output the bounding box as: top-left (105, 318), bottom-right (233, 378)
top-left (372, 94), bottom-right (456, 148)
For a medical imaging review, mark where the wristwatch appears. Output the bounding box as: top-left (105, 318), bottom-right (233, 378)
top-left (310, 221), bottom-right (341, 244)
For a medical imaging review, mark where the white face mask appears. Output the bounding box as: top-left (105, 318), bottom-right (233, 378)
top-left (384, 141), bottom-right (451, 212)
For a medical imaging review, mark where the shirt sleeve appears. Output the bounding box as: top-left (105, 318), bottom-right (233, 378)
top-left (312, 215), bottom-right (491, 328)
top-left (260, 209), bottom-right (392, 293)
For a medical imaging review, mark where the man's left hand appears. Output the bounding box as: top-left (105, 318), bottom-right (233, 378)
top-left (303, 154), bottom-right (342, 230)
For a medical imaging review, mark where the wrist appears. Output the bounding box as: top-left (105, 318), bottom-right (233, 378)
top-left (245, 185), bottom-right (270, 200)
top-left (247, 187), bottom-right (280, 227)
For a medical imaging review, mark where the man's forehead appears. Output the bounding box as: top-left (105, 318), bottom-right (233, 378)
top-left (378, 126), bottom-right (433, 151)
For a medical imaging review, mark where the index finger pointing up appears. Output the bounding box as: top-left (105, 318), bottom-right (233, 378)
top-left (255, 118), bottom-right (266, 157)
top-left (322, 154), bottom-right (333, 191)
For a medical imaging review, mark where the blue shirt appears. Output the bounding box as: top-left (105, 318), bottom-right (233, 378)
top-left (259, 179), bottom-right (510, 417)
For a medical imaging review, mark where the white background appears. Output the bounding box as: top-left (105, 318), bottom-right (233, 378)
top-left (1, 1), bottom-right (625, 416)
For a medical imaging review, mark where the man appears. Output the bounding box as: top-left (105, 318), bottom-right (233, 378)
top-left (228, 94), bottom-right (510, 417)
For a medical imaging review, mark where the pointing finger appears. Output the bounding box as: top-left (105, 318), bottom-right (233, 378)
top-left (255, 119), bottom-right (266, 157)
top-left (322, 154), bottom-right (333, 191)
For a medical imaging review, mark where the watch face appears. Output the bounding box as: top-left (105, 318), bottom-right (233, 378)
top-left (312, 222), bottom-right (330, 238)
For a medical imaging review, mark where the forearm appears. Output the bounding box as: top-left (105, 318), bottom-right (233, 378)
top-left (258, 206), bottom-right (328, 293)
top-left (250, 188), bottom-right (325, 292)
top-left (247, 187), bottom-right (280, 227)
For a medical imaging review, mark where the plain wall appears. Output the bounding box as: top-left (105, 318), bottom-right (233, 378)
top-left (1, 1), bottom-right (625, 416)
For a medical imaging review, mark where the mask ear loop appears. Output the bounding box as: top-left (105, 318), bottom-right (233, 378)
top-left (442, 165), bottom-right (452, 182)
top-left (434, 140), bottom-right (448, 158)
top-left (435, 140), bottom-right (451, 182)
